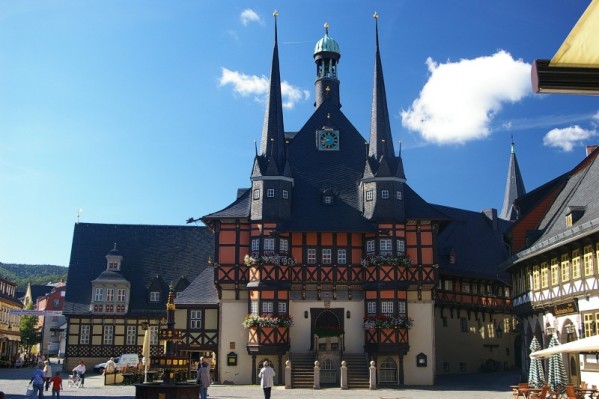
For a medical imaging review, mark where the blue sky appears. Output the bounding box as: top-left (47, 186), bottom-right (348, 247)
top-left (1, 1), bottom-right (597, 266)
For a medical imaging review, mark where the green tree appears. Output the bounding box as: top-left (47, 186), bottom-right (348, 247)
top-left (20, 303), bottom-right (41, 355)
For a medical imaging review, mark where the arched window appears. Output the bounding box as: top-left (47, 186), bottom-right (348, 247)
top-left (379, 357), bottom-right (397, 383)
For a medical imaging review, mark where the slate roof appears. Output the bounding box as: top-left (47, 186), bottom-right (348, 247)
top-left (29, 285), bottom-right (54, 302)
top-left (63, 223), bottom-right (214, 316)
top-left (511, 147), bottom-right (599, 264)
top-left (434, 205), bottom-right (511, 281)
top-left (174, 267), bottom-right (219, 306)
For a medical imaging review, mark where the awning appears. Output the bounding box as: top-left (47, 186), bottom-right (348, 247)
top-left (530, 335), bottom-right (599, 359)
top-left (532, 0), bottom-right (599, 94)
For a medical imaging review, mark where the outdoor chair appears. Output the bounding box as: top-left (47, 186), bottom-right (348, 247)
top-left (528, 384), bottom-right (550, 399)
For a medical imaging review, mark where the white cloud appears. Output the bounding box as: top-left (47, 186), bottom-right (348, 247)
top-left (240, 9), bottom-right (262, 26)
top-left (401, 50), bottom-right (531, 145)
top-left (543, 125), bottom-right (598, 152)
top-left (218, 67), bottom-right (309, 109)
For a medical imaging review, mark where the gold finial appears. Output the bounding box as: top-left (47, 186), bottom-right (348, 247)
top-left (325, 86), bottom-right (331, 94)
top-left (324, 22), bottom-right (329, 35)
top-left (373, 12), bottom-right (379, 19)
top-left (273, 10), bottom-right (278, 18)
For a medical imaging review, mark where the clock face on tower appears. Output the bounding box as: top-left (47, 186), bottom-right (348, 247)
top-left (317, 129), bottom-right (340, 151)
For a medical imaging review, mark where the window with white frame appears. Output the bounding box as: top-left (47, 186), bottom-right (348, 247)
top-left (561, 254), bottom-right (570, 282)
top-left (443, 280), bottom-right (453, 290)
top-left (94, 288), bottom-right (104, 302)
top-left (253, 189), bottom-right (260, 200)
top-left (150, 291), bottom-right (160, 302)
top-left (282, 190), bottom-right (289, 199)
top-left (264, 238), bottom-right (275, 252)
top-left (103, 325), bottom-right (114, 345)
top-left (397, 301), bottom-right (406, 314)
top-left (80, 325), bottom-right (90, 345)
top-left (323, 195), bottom-right (333, 204)
top-left (280, 239), bottom-right (288, 253)
top-left (108, 261), bottom-right (119, 270)
top-left (278, 302), bottom-right (287, 314)
top-left (190, 310), bottom-right (202, 329)
top-left (380, 239), bottom-right (392, 256)
top-left (397, 239), bottom-right (405, 255)
top-left (367, 301), bottom-right (377, 314)
top-left (307, 248), bottom-right (316, 264)
top-left (250, 300), bottom-right (259, 316)
top-left (396, 191), bottom-right (402, 200)
top-left (551, 258), bottom-right (559, 285)
top-left (381, 301), bottom-right (393, 315)
top-left (322, 248), bottom-right (332, 264)
top-left (366, 190), bottom-right (374, 201)
top-left (267, 188), bottom-right (275, 198)
top-left (117, 288), bottom-right (126, 302)
top-left (262, 301), bottom-right (274, 314)
top-left (462, 282), bottom-right (470, 293)
top-left (126, 326), bottom-right (137, 345)
top-left (337, 249), bottom-right (347, 264)
top-left (366, 240), bottom-right (375, 254)
top-left (150, 326), bottom-right (159, 345)
top-left (106, 288), bottom-right (114, 302)
top-left (381, 190), bottom-right (389, 199)
top-left (251, 239), bottom-right (260, 252)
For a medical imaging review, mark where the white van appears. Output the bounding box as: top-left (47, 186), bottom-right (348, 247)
top-left (116, 354), bottom-right (140, 370)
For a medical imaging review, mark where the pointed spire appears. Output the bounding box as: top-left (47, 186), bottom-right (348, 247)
top-left (259, 10), bottom-right (286, 172)
top-left (500, 138), bottom-right (526, 220)
top-left (368, 12), bottom-right (405, 179)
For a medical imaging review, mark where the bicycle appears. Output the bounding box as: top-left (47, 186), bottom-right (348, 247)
top-left (67, 371), bottom-right (82, 388)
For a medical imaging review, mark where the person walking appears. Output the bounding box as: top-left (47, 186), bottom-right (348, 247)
top-left (29, 362), bottom-right (45, 398)
top-left (72, 360), bottom-right (86, 387)
top-left (43, 360), bottom-right (53, 391)
top-left (258, 360), bottom-right (275, 399)
top-left (196, 356), bottom-right (211, 399)
top-left (49, 371), bottom-right (62, 398)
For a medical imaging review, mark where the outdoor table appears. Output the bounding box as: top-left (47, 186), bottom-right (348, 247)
top-left (511, 385), bottom-right (542, 399)
top-left (575, 388), bottom-right (597, 399)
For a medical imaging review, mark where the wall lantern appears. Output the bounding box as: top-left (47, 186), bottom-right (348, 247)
top-left (495, 324), bottom-right (503, 338)
top-left (304, 311), bottom-right (309, 319)
top-left (346, 310), bottom-right (351, 319)
top-left (416, 352), bottom-right (427, 367)
top-left (227, 352), bottom-right (238, 366)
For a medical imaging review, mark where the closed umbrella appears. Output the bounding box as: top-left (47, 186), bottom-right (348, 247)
top-left (528, 336), bottom-right (546, 388)
top-left (547, 335), bottom-right (568, 394)
top-left (142, 328), bottom-right (151, 383)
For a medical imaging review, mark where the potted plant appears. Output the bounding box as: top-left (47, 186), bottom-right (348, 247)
top-left (362, 314), bottom-right (413, 331)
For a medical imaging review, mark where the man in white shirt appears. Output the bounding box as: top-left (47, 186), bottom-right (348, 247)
top-left (258, 360), bottom-right (275, 399)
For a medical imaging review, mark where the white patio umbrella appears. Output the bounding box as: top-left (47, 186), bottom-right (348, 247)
top-left (530, 334), bottom-right (599, 359)
top-left (142, 328), bottom-right (151, 383)
top-left (528, 336), bottom-right (546, 388)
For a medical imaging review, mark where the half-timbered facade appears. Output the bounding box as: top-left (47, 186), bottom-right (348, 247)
top-left (0, 277), bottom-right (22, 366)
top-left (506, 146), bottom-right (599, 386)
top-left (63, 223), bottom-right (214, 371)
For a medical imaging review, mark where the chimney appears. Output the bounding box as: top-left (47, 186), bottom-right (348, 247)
top-left (482, 208), bottom-right (498, 231)
top-left (586, 145), bottom-right (598, 157)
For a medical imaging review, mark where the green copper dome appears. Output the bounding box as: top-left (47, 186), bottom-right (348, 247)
top-left (314, 24), bottom-right (340, 55)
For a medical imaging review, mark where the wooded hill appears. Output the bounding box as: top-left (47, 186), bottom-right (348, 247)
top-left (0, 263), bottom-right (67, 292)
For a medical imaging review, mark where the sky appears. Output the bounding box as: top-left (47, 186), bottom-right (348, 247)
top-left (1, 0), bottom-right (598, 267)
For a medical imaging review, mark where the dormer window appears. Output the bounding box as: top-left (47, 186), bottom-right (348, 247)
top-left (381, 190), bottom-right (389, 199)
top-left (323, 195), bottom-right (333, 205)
top-left (396, 191), bottom-right (402, 200)
top-left (94, 288), bottom-right (104, 302)
top-left (267, 188), bottom-right (275, 198)
top-left (566, 205), bottom-right (585, 227)
top-left (150, 291), bottom-right (160, 302)
top-left (108, 261), bottom-right (119, 270)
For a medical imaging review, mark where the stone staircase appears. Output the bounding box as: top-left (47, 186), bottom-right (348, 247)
top-left (342, 353), bottom-right (370, 389)
top-left (290, 352), bottom-right (316, 388)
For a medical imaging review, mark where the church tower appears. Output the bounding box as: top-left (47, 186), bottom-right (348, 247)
top-left (250, 12), bottom-right (293, 222)
top-left (499, 139), bottom-right (526, 221)
top-left (362, 13), bottom-right (406, 222)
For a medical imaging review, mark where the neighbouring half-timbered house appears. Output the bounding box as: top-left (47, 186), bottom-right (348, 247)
top-left (0, 277), bottom-right (22, 366)
top-left (506, 146), bottom-right (599, 386)
top-left (63, 223), bottom-right (214, 370)
top-left (434, 205), bottom-right (516, 375)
